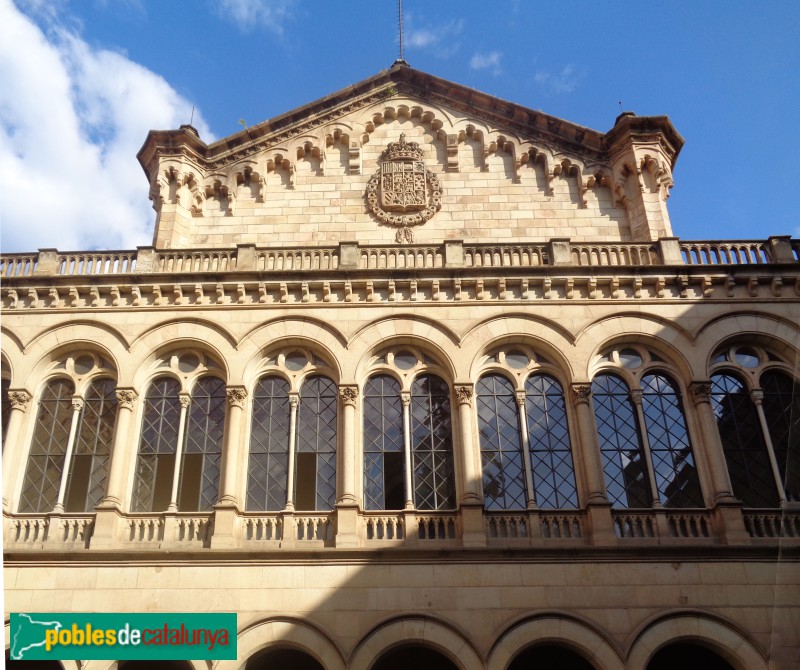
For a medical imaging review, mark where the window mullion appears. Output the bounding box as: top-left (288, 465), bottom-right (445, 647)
top-left (167, 393), bottom-right (191, 511)
top-left (515, 391), bottom-right (537, 510)
top-left (751, 389), bottom-right (787, 504)
top-left (285, 393), bottom-right (299, 510)
top-left (53, 395), bottom-right (84, 513)
top-left (401, 391), bottom-right (413, 509)
top-left (630, 389), bottom-right (661, 508)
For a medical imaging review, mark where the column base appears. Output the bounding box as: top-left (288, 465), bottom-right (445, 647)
top-left (713, 501), bottom-right (751, 545)
top-left (334, 504), bottom-right (360, 548)
top-left (586, 503), bottom-right (616, 546)
top-left (461, 503), bottom-right (486, 548)
top-left (90, 507), bottom-right (125, 549)
top-left (209, 505), bottom-right (241, 549)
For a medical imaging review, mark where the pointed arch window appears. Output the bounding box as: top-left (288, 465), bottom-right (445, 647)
top-left (246, 350), bottom-right (337, 512)
top-left (19, 354), bottom-right (119, 514)
top-left (363, 349), bottom-right (455, 511)
top-left (710, 344), bottom-right (799, 505)
top-left (592, 346), bottom-right (703, 508)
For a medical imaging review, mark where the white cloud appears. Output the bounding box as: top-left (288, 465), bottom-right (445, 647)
top-left (217, 0), bottom-right (295, 34)
top-left (470, 51), bottom-right (503, 76)
top-left (534, 64), bottom-right (583, 95)
top-left (405, 16), bottom-right (464, 58)
top-left (0, 0), bottom-right (212, 252)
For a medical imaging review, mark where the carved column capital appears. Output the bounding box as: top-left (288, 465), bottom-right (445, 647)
top-left (7, 390), bottom-right (32, 412)
top-left (750, 389), bottom-right (764, 405)
top-left (514, 391), bottom-right (526, 408)
top-left (339, 385), bottom-right (358, 407)
top-left (454, 385), bottom-right (474, 406)
top-left (630, 389), bottom-right (643, 406)
top-left (289, 394), bottom-right (300, 410)
top-left (570, 383), bottom-right (592, 405)
top-left (179, 393), bottom-right (191, 409)
top-left (688, 382), bottom-right (712, 404)
top-left (71, 396), bottom-right (85, 412)
top-left (401, 392), bottom-right (412, 408)
top-left (115, 388), bottom-right (139, 410)
top-left (226, 386), bottom-right (247, 409)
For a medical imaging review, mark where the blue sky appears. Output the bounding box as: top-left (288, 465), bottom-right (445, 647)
top-left (1, 0), bottom-right (798, 252)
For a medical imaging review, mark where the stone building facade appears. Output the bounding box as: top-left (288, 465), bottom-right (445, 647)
top-left (2, 63), bottom-right (799, 669)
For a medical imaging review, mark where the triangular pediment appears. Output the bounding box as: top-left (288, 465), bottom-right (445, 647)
top-left (138, 63), bottom-right (684, 249)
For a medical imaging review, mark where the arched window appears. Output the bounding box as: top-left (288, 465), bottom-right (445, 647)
top-left (592, 346), bottom-right (702, 508)
top-left (710, 344), bottom-right (799, 505)
top-left (363, 348), bottom-right (455, 511)
top-left (477, 346), bottom-right (578, 510)
top-left (131, 351), bottom-right (225, 512)
top-left (246, 349), bottom-right (337, 512)
top-left (19, 353), bottom-right (118, 514)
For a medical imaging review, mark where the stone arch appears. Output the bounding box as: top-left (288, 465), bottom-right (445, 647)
top-left (486, 613), bottom-right (624, 670)
top-left (23, 319), bottom-right (129, 360)
top-left (349, 615), bottom-right (482, 670)
top-left (350, 316), bottom-right (460, 383)
top-left (128, 318), bottom-right (236, 388)
top-left (575, 313), bottom-right (695, 381)
top-left (463, 314), bottom-right (577, 383)
top-left (693, 311), bottom-right (800, 372)
top-left (625, 611), bottom-right (767, 670)
top-left (213, 616), bottom-right (345, 670)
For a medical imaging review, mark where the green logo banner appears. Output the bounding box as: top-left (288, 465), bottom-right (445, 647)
top-left (10, 612), bottom-right (237, 661)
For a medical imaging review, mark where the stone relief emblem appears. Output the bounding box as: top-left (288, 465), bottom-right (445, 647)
top-left (366, 134), bottom-right (443, 243)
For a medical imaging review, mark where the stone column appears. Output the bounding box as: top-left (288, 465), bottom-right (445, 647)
top-left (570, 383), bottom-right (615, 545)
top-left (93, 389), bottom-right (138, 548)
top-left (212, 386), bottom-right (248, 549)
top-left (751, 389), bottom-right (786, 504)
top-left (454, 384), bottom-right (486, 547)
top-left (98, 389), bottom-right (138, 508)
top-left (630, 390), bottom-right (662, 507)
top-left (515, 391), bottom-right (537, 509)
top-left (284, 394), bottom-right (300, 511)
top-left (52, 396), bottom-right (84, 513)
top-left (401, 391), bottom-right (414, 509)
top-left (337, 386), bottom-right (359, 505)
top-left (335, 385), bottom-right (360, 548)
top-left (217, 386), bottom-right (247, 507)
top-left (688, 382), bottom-right (749, 544)
top-left (167, 394), bottom-right (191, 512)
top-left (2, 390), bottom-right (32, 511)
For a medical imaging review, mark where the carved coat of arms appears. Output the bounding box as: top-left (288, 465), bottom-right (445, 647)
top-left (366, 134), bottom-right (442, 243)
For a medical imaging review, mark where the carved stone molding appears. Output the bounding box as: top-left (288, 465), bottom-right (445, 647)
top-left (455, 385), bottom-right (473, 405)
top-left (339, 386), bottom-right (358, 406)
top-left (366, 134), bottom-right (443, 243)
top-left (115, 389), bottom-right (139, 410)
top-left (7, 390), bottom-right (32, 412)
top-left (571, 384), bottom-right (592, 404)
top-left (226, 386), bottom-right (247, 409)
top-left (688, 382), bottom-right (712, 404)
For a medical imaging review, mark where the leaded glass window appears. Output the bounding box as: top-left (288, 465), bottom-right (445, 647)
top-left (64, 378), bottom-right (118, 512)
top-left (761, 370), bottom-right (800, 501)
top-left (247, 377), bottom-right (291, 511)
top-left (641, 373), bottom-right (703, 507)
top-left (711, 373), bottom-right (779, 507)
top-left (363, 375), bottom-right (404, 510)
top-left (296, 376), bottom-right (338, 510)
top-left (179, 377), bottom-right (225, 511)
top-left (19, 379), bottom-right (75, 513)
top-left (132, 377), bottom-right (182, 512)
top-left (411, 374), bottom-right (455, 510)
top-left (592, 373), bottom-right (651, 508)
top-left (526, 374), bottom-right (578, 508)
top-left (477, 374), bottom-right (526, 510)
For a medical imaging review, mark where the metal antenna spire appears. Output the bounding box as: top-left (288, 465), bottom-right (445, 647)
top-left (398, 0), bottom-right (404, 62)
